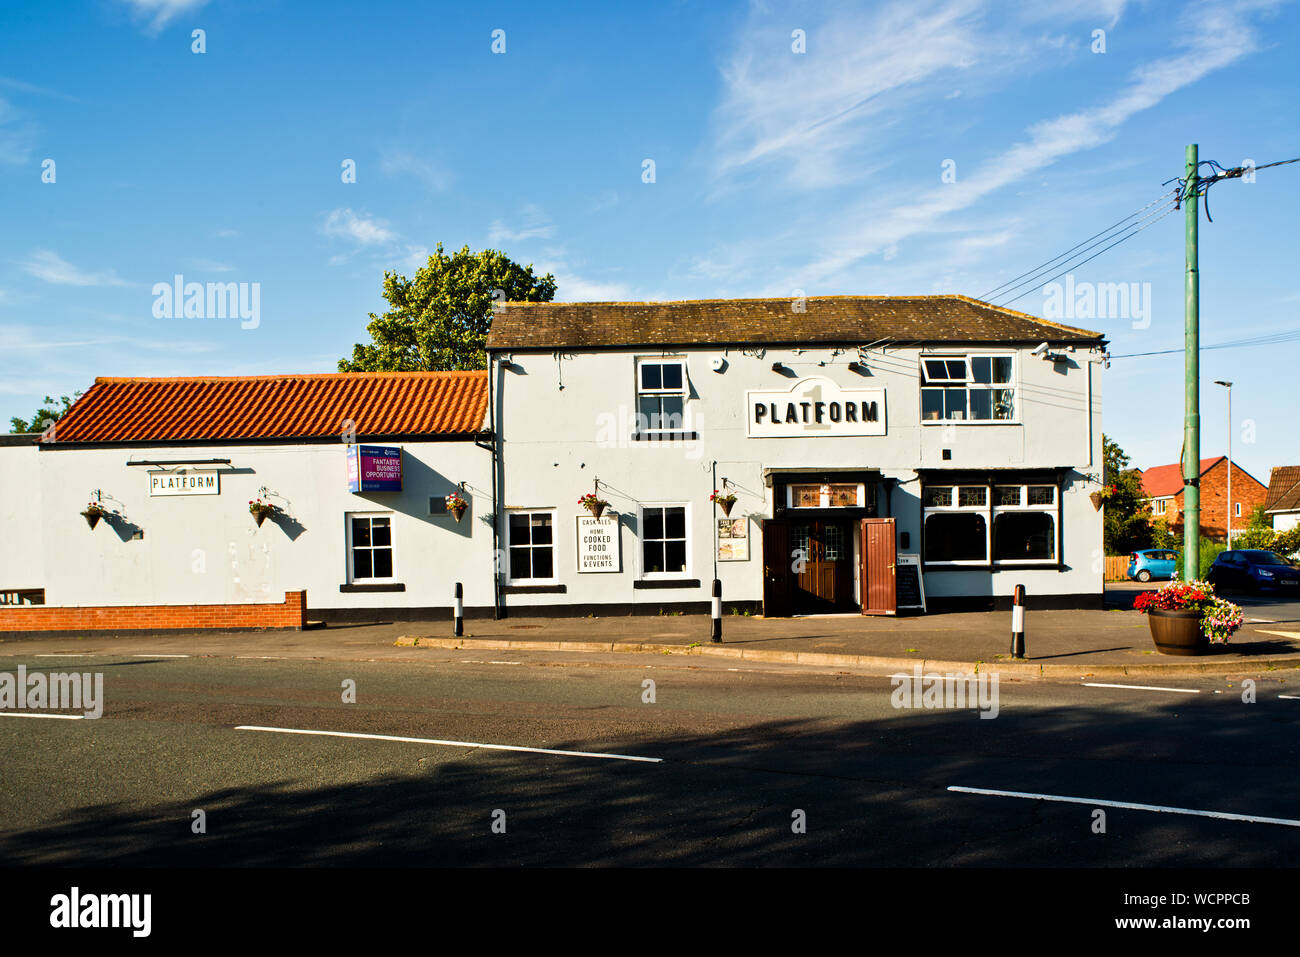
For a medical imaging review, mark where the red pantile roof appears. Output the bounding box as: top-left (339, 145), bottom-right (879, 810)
top-left (1140, 457), bottom-right (1225, 499)
top-left (1265, 466), bottom-right (1300, 513)
top-left (45, 372), bottom-right (488, 444)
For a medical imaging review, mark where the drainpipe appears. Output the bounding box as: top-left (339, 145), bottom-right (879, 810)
top-left (487, 352), bottom-right (502, 619)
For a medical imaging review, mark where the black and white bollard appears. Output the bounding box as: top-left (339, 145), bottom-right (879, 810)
top-left (1010, 584), bottom-right (1025, 658)
top-left (454, 581), bottom-right (464, 638)
top-left (711, 579), bottom-right (722, 643)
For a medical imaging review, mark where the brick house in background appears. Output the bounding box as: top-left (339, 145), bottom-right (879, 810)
top-left (1263, 466), bottom-right (1300, 533)
top-left (1139, 456), bottom-right (1268, 542)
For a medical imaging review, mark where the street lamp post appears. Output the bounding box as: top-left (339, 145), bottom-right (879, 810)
top-left (1214, 380), bottom-right (1232, 545)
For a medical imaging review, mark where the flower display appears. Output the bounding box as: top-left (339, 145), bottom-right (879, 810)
top-left (1132, 578), bottom-right (1243, 642)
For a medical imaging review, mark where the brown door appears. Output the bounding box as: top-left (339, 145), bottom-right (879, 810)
top-left (861, 517), bottom-right (897, 616)
top-left (761, 520), bottom-right (792, 617)
top-left (791, 521), bottom-right (854, 612)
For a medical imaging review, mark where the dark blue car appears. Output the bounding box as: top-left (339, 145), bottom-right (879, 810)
top-left (1207, 549), bottom-right (1300, 594)
top-left (1127, 549), bottom-right (1179, 582)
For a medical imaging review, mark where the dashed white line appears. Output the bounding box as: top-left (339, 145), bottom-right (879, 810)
top-left (1083, 682), bottom-right (1200, 694)
top-left (235, 725), bottom-right (663, 763)
top-left (1280, 695), bottom-right (1300, 700)
top-left (948, 786), bottom-right (1300, 828)
top-left (0, 712), bottom-right (85, 720)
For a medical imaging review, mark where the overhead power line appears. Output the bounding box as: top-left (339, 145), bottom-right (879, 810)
top-left (1110, 328), bottom-right (1300, 359)
top-left (994, 202), bottom-right (1179, 308)
top-left (978, 190), bottom-right (1176, 302)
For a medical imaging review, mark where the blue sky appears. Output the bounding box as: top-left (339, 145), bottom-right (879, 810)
top-left (1, 0), bottom-right (1297, 484)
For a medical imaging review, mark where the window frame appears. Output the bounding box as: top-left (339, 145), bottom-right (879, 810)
top-left (638, 502), bottom-right (691, 580)
top-left (921, 480), bottom-right (1061, 568)
top-left (920, 352), bottom-right (1018, 425)
top-left (634, 357), bottom-right (689, 434)
top-left (785, 482), bottom-right (867, 510)
top-left (505, 508), bottom-right (558, 585)
top-left (345, 512), bottom-right (396, 584)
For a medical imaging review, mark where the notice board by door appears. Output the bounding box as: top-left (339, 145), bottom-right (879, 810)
top-left (860, 517), bottom-right (897, 616)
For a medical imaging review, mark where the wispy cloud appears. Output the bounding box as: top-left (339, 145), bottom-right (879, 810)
top-left (380, 149), bottom-right (452, 192)
top-left (0, 95), bottom-right (37, 165)
top-left (187, 258), bottom-right (234, 273)
top-left (797, 0), bottom-right (1268, 282)
top-left (487, 204), bottom-right (557, 244)
top-left (320, 208), bottom-right (397, 246)
top-left (19, 250), bottom-right (130, 287)
top-left (119, 0), bottom-right (210, 33)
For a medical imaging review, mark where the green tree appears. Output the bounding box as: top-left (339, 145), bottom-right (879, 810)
top-left (1274, 525), bottom-right (1300, 558)
top-left (9, 393), bottom-right (80, 434)
top-left (1102, 434), bottom-right (1153, 554)
top-left (339, 244), bottom-right (557, 372)
top-left (1235, 504), bottom-right (1276, 549)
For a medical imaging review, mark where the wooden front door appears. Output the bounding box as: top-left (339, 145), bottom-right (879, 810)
top-left (762, 520), bottom-right (792, 617)
top-left (790, 521), bottom-right (854, 612)
top-left (861, 517), bottom-right (898, 616)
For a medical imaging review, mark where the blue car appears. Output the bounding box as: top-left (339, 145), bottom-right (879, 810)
top-left (1128, 549), bottom-right (1179, 582)
top-left (1207, 549), bottom-right (1300, 595)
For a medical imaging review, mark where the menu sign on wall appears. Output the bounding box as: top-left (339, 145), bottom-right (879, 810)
top-left (577, 515), bottom-right (620, 573)
top-left (746, 377), bottom-right (885, 438)
top-left (149, 469), bottom-right (220, 496)
top-left (717, 517), bottom-right (749, 561)
top-left (347, 445), bottom-right (403, 493)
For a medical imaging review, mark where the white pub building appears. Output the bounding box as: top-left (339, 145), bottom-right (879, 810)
top-left (0, 295), bottom-right (1106, 633)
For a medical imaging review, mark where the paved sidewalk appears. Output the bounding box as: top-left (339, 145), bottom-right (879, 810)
top-left (3, 597), bottom-right (1298, 678)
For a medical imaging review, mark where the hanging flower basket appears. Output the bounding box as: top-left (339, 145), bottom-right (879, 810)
top-left (710, 489), bottom-right (738, 517)
top-left (249, 498), bottom-right (277, 527)
top-left (1133, 578), bottom-right (1244, 655)
top-left (578, 493), bottom-right (609, 520)
top-left (1089, 484), bottom-right (1117, 511)
top-left (81, 502), bottom-right (108, 530)
top-left (446, 492), bottom-right (468, 522)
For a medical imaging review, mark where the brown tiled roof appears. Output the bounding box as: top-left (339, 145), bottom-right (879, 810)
top-left (45, 372), bottom-right (487, 444)
top-left (485, 294), bottom-right (1106, 350)
top-left (1265, 466), bottom-right (1300, 512)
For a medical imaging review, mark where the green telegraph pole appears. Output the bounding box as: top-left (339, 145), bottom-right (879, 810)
top-left (1182, 144), bottom-right (1200, 581)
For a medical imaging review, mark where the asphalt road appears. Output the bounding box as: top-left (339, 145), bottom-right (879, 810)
top-left (2, 650), bottom-right (1298, 867)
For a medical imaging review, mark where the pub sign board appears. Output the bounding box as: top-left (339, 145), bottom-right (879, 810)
top-left (746, 377), bottom-right (885, 438)
top-left (577, 514), bottom-right (620, 572)
top-left (149, 469), bottom-right (220, 496)
top-left (347, 445), bottom-right (403, 493)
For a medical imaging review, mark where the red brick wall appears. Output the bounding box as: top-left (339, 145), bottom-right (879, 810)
top-left (1165, 461), bottom-right (1268, 541)
top-left (0, 590), bottom-right (306, 633)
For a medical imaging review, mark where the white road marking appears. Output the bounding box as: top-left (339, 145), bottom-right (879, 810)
top-left (235, 725), bottom-right (663, 763)
top-left (1280, 695), bottom-right (1300, 700)
top-left (0, 712), bottom-right (85, 720)
top-left (33, 654), bottom-right (96, 658)
top-left (948, 786), bottom-right (1300, 828)
top-left (1083, 682), bottom-right (1200, 694)
top-left (1257, 629), bottom-right (1300, 639)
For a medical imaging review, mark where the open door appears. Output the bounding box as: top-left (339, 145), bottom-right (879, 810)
top-left (860, 517), bottom-right (897, 616)
top-left (762, 519), bottom-right (792, 617)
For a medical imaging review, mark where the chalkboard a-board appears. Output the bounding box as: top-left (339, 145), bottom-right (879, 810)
top-left (895, 554), bottom-right (926, 612)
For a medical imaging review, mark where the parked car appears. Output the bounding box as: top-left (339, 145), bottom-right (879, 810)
top-left (1127, 549), bottom-right (1179, 582)
top-left (1207, 549), bottom-right (1300, 594)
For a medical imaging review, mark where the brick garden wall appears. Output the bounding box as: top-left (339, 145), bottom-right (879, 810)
top-left (0, 590), bottom-right (306, 634)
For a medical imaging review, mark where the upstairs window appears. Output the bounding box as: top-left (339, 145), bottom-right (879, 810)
top-left (921, 355), bottom-right (1015, 422)
top-left (636, 359), bottom-right (687, 432)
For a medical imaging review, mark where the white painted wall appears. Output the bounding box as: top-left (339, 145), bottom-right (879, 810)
top-left (493, 343), bottom-right (1105, 606)
top-left (1274, 512), bottom-right (1299, 533)
top-left (29, 441), bottom-right (493, 611)
top-left (0, 442), bottom-right (44, 591)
